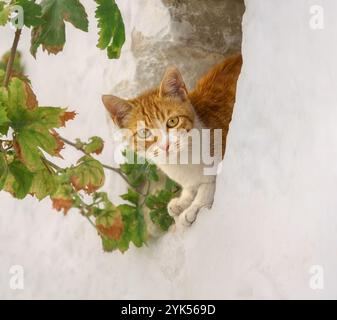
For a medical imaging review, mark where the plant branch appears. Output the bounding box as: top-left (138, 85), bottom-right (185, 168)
top-left (59, 136), bottom-right (77, 149)
top-left (3, 28), bottom-right (22, 88)
top-left (59, 135), bottom-right (130, 185)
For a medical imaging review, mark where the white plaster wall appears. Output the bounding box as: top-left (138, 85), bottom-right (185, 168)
top-left (0, 0), bottom-right (337, 299)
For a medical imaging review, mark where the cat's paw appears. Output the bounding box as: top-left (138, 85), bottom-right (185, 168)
top-left (178, 206), bottom-right (200, 227)
top-left (168, 194), bottom-right (196, 217)
top-left (167, 198), bottom-right (186, 216)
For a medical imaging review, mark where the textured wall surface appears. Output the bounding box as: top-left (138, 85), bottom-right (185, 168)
top-left (110, 0), bottom-right (244, 97)
top-left (1, 0), bottom-right (337, 299)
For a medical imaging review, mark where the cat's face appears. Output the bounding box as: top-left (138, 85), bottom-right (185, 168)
top-left (102, 67), bottom-right (196, 162)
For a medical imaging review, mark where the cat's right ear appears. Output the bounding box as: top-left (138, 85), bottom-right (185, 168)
top-left (102, 95), bottom-right (132, 127)
top-left (159, 66), bottom-right (188, 101)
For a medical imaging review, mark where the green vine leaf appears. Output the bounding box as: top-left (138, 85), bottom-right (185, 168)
top-left (120, 205), bottom-right (147, 248)
top-left (83, 136), bottom-right (104, 155)
top-left (96, 207), bottom-right (124, 241)
top-left (102, 204), bottom-right (147, 252)
top-left (6, 76), bottom-right (38, 112)
top-left (30, 168), bottom-right (57, 200)
top-left (51, 180), bottom-right (74, 214)
top-left (35, 107), bottom-right (76, 128)
top-left (145, 178), bottom-right (180, 231)
top-left (95, 0), bottom-right (125, 59)
top-left (5, 159), bottom-right (34, 199)
top-left (14, 128), bottom-right (57, 171)
top-left (10, 113), bottom-right (73, 171)
top-left (69, 155), bottom-right (105, 194)
top-left (120, 188), bottom-right (139, 205)
top-left (146, 189), bottom-right (175, 232)
top-left (7, 77), bottom-right (27, 112)
top-left (5, 78), bottom-right (74, 170)
top-left (119, 150), bottom-right (149, 187)
top-left (120, 161), bottom-right (146, 187)
top-left (30, 0), bottom-right (89, 57)
top-left (148, 163), bottom-right (159, 181)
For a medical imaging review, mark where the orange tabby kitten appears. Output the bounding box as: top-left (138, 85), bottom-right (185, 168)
top-left (103, 54), bottom-right (242, 226)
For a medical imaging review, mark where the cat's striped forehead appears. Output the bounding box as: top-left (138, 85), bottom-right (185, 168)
top-left (126, 89), bottom-right (195, 129)
top-left (136, 99), bottom-right (167, 126)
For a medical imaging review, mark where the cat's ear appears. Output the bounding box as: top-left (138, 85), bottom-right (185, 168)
top-left (102, 95), bottom-right (132, 127)
top-left (159, 66), bottom-right (188, 101)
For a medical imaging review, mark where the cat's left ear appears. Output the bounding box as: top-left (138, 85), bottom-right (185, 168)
top-left (102, 95), bottom-right (132, 127)
top-left (159, 66), bottom-right (188, 101)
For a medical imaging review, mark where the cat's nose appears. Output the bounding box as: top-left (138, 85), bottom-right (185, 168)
top-left (160, 142), bottom-right (170, 152)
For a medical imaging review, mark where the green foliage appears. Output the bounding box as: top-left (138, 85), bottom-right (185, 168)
top-left (95, 0), bottom-right (125, 58)
top-left (69, 155), bottom-right (105, 193)
top-left (118, 151), bottom-right (179, 234)
top-left (121, 188), bottom-right (140, 205)
top-left (30, 0), bottom-right (88, 56)
top-left (146, 178), bottom-right (179, 231)
top-left (30, 168), bottom-right (56, 200)
top-left (4, 77), bottom-right (74, 170)
top-left (120, 151), bottom-right (159, 188)
top-left (83, 136), bottom-right (104, 155)
top-left (0, 59), bottom-right (178, 252)
top-left (0, 75), bottom-right (74, 200)
top-left (97, 201), bottom-right (147, 253)
top-left (6, 159), bottom-right (34, 199)
top-left (1, 0), bottom-right (126, 59)
top-left (119, 205), bottom-right (147, 249)
top-left (91, 190), bottom-right (147, 253)
top-left (94, 152), bottom-right (180, 252)
top-left (0, 2), bottom-right (178, 254)
top-left (7, 77), bottom-right (26, 111)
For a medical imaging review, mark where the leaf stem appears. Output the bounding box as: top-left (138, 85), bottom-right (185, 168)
top-left (59, 136), bottom-right (77, 149)
top-left (101, 163), bottom-right (130, 184)
top-left (3, 28), bottom-right (22, 88)
top-left (42, 157), bottom-right (63, 171)
top-left (139, 180), bottom-right (151, 207)
top-left (59, 135), bottom-right (130, 185)
top-left (77, 200), bottom-right (106, 238)
top-left (85, 215), bottom-right (98, 230)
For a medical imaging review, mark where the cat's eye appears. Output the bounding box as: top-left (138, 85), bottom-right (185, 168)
top-left (167, 117), bottom-right (179, 128)
top-left (137, 128), bottom-right (152, 139)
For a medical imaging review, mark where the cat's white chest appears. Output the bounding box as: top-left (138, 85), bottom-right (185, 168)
top-left (158, 163), bottom-right (213, 188)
